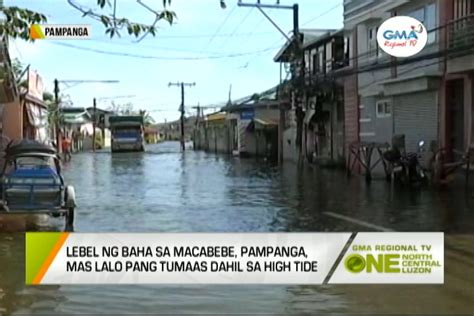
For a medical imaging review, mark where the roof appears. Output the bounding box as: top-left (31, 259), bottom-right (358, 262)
top-left (86, 107), bottom-right (113, 114)
top-left (61, 107), bottom-right (92, 125)
top-left (303, 29), bottom-right (342, 49)
top-left (207, 112), bottom-right (226, 122)
top-left (5, 140), bottom-right (57, 156)
top-left (144, 126), bottom-right (159, 133)
top-left (21, 93), bottom-right (47, 108)
top-left (274, 29), bottom-right (334, 62)
top-left (221, 86), bottom-right (279, 112)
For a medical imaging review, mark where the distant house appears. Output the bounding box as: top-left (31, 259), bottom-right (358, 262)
top-left (144, 126), bottom-right (159, 144)
top-left (221, 86), bottom-right (280, 160)
top-left (61, 107), bottom-right (93, 135)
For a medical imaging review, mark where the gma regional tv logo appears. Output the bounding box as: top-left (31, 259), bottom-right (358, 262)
top-left (344, 244), bottom-right (442, 274)
top-left (30, 24), bottom-right (91, 40)
top-left (377, 16), bottom-right (428, 58)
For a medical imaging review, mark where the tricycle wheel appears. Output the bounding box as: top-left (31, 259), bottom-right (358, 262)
top-left (65, 207), bottom-right (74, 231)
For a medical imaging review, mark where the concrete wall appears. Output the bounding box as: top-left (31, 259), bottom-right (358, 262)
top-left (2, 98), bottom-right (22, 141)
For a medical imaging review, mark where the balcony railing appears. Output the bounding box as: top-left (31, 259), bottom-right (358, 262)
top-left (448, 14), bottom-right (474, 57)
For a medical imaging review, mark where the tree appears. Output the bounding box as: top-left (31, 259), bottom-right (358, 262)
top-left (139, 110), bottom-right (155, 126)
top-left (108, 101), bottom-right (134, 115)
top-left (0, 0), bottom-right (176, 42)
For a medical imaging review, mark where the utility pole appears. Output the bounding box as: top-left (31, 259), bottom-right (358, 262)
top-left (236, 0), bottom-right (300, 165)
top-left (53, 79), bottom-right (119, 152)
top-left (92, 97), bottom-right (97, 152)
top-left (54, 79), bottom-right (60, 151)
top-left (168, 82), bottom-right (196, 151)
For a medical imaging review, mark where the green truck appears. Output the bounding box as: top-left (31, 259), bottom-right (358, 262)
top-left (109, 116), bottom-right (145, 153)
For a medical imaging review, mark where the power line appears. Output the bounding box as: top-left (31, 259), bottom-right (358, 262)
top-left (203, 4), bottom-right (238, 52)
top-left (220, 7), bottom-right (255, 49)
top-left (302, 2), bottom-right (343, 26)
top-left (47, 42), bottom-right (281, 60)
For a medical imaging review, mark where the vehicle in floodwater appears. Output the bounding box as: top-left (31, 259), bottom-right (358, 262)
top-left (110, 116), bottom-right (145, 153)
top-left (0, 140), bottom-right (76, 231)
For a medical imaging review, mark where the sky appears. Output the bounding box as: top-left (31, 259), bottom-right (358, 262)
top-left (8, 0), bottom-right (343, 123)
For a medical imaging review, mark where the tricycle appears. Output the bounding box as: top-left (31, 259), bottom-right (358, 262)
top-left (0, 140), bottom-right (76, 231)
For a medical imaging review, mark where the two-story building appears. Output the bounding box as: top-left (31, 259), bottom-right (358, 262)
top-left (344, 0), bottom-right (445, 175)
top-left (343, 0), bottom-right (474, 170)
top-left (274, 29), bottom-right (337, 163)
top-left (441, 0), bottom-right (474, 158)
top-left (302, 29), bottom-right (349, 166)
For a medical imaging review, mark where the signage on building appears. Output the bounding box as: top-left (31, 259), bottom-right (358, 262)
top-left (240, 110), bottom-right (254, 120)
top-left (377, 16), bottom-right (428, 58)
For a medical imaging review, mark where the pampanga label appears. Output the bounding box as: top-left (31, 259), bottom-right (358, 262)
top-left (30, 24), bottom-right (91, 40)
top-left (25, 232), bottom-right (443, 285)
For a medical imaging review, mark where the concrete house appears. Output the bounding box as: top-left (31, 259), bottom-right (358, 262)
top-left (440, 0), bottom-right (474, 158)
top-left (346, 0), bottom-right (442, 153)
top-left (222, 87), bottom-right (280, 160)
top-left (302, 29), bottom-right (349, 166)
top-left (274, 29), bottom-right (333, 163)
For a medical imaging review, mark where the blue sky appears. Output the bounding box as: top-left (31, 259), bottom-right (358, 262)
top-left (9, 0), bottom-right (343, 123)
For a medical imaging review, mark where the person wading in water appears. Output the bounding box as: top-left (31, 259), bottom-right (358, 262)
top-left (62, 134), bottom-right (72, 162)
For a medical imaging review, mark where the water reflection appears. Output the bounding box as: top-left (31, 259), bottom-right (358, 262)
top-left (0, 141), bottom-right (472, 314)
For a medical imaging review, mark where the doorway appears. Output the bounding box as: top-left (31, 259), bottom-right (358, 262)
top-left (446, 79), bottom-right (465, 156)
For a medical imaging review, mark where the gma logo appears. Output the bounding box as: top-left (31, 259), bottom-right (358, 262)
top-left (383, 30), bottom-right (419, 40)
top-left (344, 253), bottom-right (400, 273)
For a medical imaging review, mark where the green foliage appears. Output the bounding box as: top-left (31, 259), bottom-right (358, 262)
top-left (11, 58), bottom-right (24, 79)
top-left (0, 6), bottom-right (47, 41)
top-left (0, 0), bottom-right (175, 41)
top-left (139, 110), bottom-right (155, 126)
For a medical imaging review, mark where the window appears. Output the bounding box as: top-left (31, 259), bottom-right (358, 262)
top-left (376, 100), bottom-right (392, 118)
top-left (304, 50), bottom-right (311, 74)
top-left (454, 0), bottom-right (474, 19)
top-left (311, 48), bottom-right (318, 75)
top-left (368, 25), bottom-right (380, 59)
top-left (326, 41), bottom-right (334, 73)
top-left (344, 36), bottom-right (351, 66)
top-left (318, 48), bottom-right (325, 74)
top-left (407, 3), bottom-right (437, 44)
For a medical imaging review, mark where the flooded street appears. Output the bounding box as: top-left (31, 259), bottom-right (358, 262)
top-left (1, 142), bottom-right (473, 314)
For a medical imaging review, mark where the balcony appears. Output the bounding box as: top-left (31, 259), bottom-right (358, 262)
top-left (447, 14), bottom-right (474, 73)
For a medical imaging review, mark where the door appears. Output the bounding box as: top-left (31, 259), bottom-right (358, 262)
top-left (447, 79), bottom-right (464, 155)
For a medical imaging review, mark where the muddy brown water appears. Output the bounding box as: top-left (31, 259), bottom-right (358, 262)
top-left (0, 142), bottom-right (473, 314)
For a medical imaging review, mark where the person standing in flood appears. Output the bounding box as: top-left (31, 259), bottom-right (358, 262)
top-left (62, 134), bottom-right (72, 162)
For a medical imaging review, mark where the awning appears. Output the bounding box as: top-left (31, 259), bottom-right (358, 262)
top-left (304, 109), bottom-right (316, 125)
top-left (25, 102), bottom-right (48, 128)
top-left (63, 113), bottom-right (91, 125)
top-left (247, 118), bottom-right (278, 131)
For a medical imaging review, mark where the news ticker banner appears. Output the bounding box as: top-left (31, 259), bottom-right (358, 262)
top-left (25, 232), bottom-right (443, 285)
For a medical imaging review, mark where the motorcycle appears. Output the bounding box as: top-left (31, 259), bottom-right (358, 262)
top-left (383, 140), bottom-right (429, 184)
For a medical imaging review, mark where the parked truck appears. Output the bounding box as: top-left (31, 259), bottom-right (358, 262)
top-left (109, 116), bottom-right (145, 153)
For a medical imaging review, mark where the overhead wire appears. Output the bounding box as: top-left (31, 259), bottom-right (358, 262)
top-left (47, 41), bottom-right (281, 60)
top-left (201, 4), bottom-right (238, 53)
top-left (219, 7), bottom-right (255, 49)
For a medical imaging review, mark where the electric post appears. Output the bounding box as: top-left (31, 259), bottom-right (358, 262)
top-left (169, 82), bottom-right (196, 151)
top-left (52, 79), bottom-right (119, 152)
top-left (235, 1), bottom-right (301, 165)
top-left (92, 97), bottom-right (97, 152)
top-left (54, 79), bottom-right (60, 152)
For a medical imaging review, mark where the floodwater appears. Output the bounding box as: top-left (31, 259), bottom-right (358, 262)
top-left (0, 141), bottom-right (473, 315)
